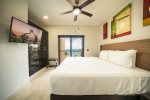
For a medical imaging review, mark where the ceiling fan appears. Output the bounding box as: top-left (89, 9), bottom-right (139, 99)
top-left (61, 0), bottom-right (95, 21)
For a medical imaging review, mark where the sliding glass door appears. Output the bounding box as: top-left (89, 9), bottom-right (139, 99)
top-left (59, 37), bottom-right (70, 63)
top-left (72, 37), bottom-right (83, 57)
top-left (58, 35), bottom-right (84, 64)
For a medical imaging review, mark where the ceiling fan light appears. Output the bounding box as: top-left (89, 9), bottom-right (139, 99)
top-left (73, 8), bottom-right (80, 15)
top-left (43, 15), bottom-right (48, 19)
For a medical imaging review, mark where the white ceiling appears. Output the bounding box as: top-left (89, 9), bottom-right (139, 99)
top-left (28, 0), bottom-right (128, 26)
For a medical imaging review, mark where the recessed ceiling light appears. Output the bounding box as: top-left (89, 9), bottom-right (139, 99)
top-left (43, 15), bottom-right (48, 19)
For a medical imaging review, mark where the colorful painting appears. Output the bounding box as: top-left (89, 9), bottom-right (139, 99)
top-left (9, 17), bottom-right (42, 44)
top-left (111, 4), bottom-right (131, 39)
top-left (103, 22), bottom-right (108, 39)
top-left (143, 0), bottom-right (150, 26)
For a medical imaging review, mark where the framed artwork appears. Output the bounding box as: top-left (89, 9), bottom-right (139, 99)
top-left (103, 22), bottom-right (108, 39)
top-left (143, 0), bottom-right (150, 26)
top-left (9, 17), bottom-right (42, 44)
top-left (111, 4), bottom-right (131, 39)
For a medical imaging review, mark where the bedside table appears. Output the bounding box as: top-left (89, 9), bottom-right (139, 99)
top-left (48, 58), bottom-right (58, 68)
top-left (140, 93), bottom-right (150, 100)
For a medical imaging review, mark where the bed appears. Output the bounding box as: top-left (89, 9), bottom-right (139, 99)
top-left (50, 39), bottom-right (150, 100)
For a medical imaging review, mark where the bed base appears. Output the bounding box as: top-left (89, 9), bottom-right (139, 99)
top-left (51, 94), bottom-right (140, 100)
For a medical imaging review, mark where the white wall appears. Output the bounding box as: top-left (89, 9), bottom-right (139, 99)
top-left (99, 0), bottom-right (150, 45)
top-left (0, 0), bottom-right (29, 100)
top-left (45, 26), bottom-right (100, 58)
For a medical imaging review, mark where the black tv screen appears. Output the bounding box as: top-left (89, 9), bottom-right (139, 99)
top-left (9, 17), bottom-right (43, 44)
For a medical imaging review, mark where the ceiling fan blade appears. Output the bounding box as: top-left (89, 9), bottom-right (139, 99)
top-left (74, 15), bottom-right (77, 21)
top-left (81, 10), bottom-right (92, 17)
top-left (80, 0), bottom-right (95, 9)
top-left (66, 0), bottom-right (74, 6)
top-left (60, 10), bottom-right (73, 15)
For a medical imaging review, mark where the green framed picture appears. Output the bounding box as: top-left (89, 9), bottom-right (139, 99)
top-left (111, 4), bottom-right (131, 39)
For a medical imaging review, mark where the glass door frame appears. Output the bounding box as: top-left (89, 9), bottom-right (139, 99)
top-left (58, 35), bottom-right (84, 64)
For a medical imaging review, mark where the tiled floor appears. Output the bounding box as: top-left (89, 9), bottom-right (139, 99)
top-left (7, 67), bottom-right (54, 100)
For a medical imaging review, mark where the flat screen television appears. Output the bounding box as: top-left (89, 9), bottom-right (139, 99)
top-left (9, 17), bottom-right (43, 44)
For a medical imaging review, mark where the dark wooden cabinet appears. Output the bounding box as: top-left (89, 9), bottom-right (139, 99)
top-left (28, 20), bottom-right (49, 76)
top-left (39, 29), bottom-right (49, 67)
top-left (28, 44), bottom-right (41, 76)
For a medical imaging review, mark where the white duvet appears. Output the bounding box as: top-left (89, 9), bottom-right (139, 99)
top-left (50, 57), bottom-right (150, 95)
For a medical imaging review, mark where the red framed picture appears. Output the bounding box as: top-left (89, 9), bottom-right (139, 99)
top-left (143, 0), bottom-right (150, 26)
top-left (103, 22), bottom-right (108, 39)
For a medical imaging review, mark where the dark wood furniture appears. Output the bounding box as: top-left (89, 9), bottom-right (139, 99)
top-left (51, 94), bottom-right (140, 100)
top-left (140, 93), bottom-right (150, 100)
top-left (40, 29), bottom-right (49, 67)
top-left (51, 39), bottom-right (150, 100)
top-left (28, 44), bottom-right (41, 76)
top-left (48, 58), bottom-right (58, 67)
top-left (28, 20), bottom-right (49, 76)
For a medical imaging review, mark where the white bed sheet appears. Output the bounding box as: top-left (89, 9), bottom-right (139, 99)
top-left (50, 57), bottom-right (150, 95)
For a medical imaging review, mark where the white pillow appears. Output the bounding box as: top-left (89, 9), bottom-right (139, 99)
top-left (99, 50), bottom-right (110, 60)
top-left (127, 50), bottom-right (137, 67)
top-left (108, 51), bottom-right (133, 68)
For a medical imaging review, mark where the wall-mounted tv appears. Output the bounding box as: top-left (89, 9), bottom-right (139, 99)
top-left (9, 17), bottom-right (43, 44)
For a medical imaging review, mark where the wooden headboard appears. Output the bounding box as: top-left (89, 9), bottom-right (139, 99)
top-left (101, 39), bottom-right (150, 71)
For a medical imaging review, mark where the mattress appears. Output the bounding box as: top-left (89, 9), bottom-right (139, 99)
top-left (50, 57), bottom-right (150, 95)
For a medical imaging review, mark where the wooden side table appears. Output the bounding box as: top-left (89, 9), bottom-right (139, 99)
top-left (48, 58), bottom-right (58, 67)
top-left (140, 92), bottom-right (150, 100)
